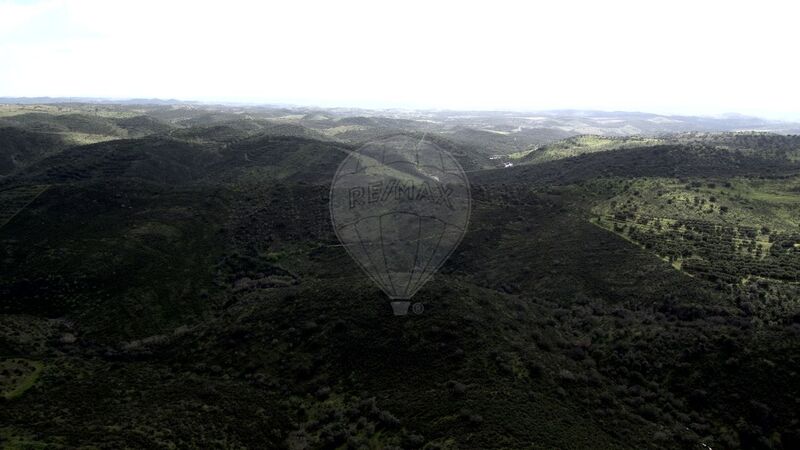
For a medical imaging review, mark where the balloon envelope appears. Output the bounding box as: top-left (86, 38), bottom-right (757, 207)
top-left (330, 135), bottom-right (471, 300)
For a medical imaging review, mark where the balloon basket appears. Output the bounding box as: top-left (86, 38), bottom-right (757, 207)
top-left (390, 301), bottom-right (411, 316)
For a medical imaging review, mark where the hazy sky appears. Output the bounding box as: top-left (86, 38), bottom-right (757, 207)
top-left (1, 0), bottom-right (798, 119)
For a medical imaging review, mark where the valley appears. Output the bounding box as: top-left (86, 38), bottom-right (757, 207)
top-left (0, 103), bottom-right (799, 449)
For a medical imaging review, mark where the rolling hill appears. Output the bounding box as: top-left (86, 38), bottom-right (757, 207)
top-left (1, 102), bottom-right (800, 449)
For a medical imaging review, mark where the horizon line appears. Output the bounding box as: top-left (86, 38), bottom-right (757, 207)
top-left (0, 95), bottom-right (798, 123)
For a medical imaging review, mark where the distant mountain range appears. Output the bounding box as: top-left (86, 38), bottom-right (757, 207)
top-left (2, 97), bottom-right (798, 135)
top-left (0, 97), bottom-right (195, 106)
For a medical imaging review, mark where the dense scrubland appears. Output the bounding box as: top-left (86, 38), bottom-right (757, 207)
top-left (1, 103), bottom-right (799, 449)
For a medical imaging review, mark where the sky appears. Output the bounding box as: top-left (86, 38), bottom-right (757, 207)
top-left (1, 0), bottom-right (798, 119)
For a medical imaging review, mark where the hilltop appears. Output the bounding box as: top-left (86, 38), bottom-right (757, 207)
top-left (0, 103), bottom-right (799, 449)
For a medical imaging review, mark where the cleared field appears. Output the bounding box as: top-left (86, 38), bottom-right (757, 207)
top-left (591, 176), bottom-right (800, 321)
top-left (522, 135), bottom-right (663, 164)
top-left (60, 132), bottom-right (120, 146)
top-left (0, 359), bottom-right (43, 400)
